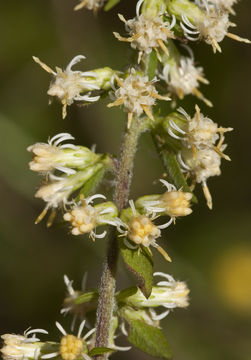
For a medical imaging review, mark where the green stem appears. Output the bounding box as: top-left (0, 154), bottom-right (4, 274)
top-left (94, 117), bottom-right (142, 357)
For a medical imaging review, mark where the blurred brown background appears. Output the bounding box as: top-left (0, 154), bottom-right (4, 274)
top-left (0, 0), bottom-right (251, 359)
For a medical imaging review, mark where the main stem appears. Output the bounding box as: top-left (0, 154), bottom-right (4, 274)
top-left (95, 117), bottom-right (142, 355)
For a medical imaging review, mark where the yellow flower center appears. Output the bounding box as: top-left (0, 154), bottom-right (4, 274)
top-left (60, 335), bottom-right (83, 360)
top-left (128, 215), bottom-right (160, 246)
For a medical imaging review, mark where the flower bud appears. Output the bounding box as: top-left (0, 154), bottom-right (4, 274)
top-left (121, 272), bottom-right (189, 309)
top-left (1, 329), bottom-right (48, 360)
top-left (136, 179), bottom-right (192, 218)
top-left (63, 195), bottom-right (118, 239)
top-left (28, 133), bottom-right (101, 175)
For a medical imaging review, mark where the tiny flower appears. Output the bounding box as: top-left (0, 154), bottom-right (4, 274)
top-left (120, 272), bottom-right (189, 311)
top-left (40, 321), bottom-right (94, 360)
top-left (61, 275), bottom-right (83, 327)
top-left (74, 0), bottom-right (106, 12)
top-left (63, 194), bottom-right (118, 240)
top-left (28, 133), bottom-right (101, 175)
top-left (168, 105), bottom-right (233, 153)
top-left (117, 200), bottom-right (173, 262)
top-left (33, 55), bottom-right (100, 118)
top-left (136, 179), bottom-right (192, 219)
top-left (108, 69), bottom-right (170, 128)
top-left (160, 54), bottom-right (212, 106)
top-left (1, 328), bottom-right (48, 360)
top-left (178, 143), bottom-right (228, 209)
top-left (178, 0), bottom-right (250, 52)
top-left (114, 0), bottom-right (176, 62)
top-left (34, 164), bottom-right (104, 226)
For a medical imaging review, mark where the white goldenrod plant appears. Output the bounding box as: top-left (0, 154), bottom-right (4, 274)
top-left (1, 0), bottom-right (249, 359)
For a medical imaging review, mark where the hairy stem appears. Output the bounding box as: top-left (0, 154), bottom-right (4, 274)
top-left (95, 117), bottom-right (142, 356)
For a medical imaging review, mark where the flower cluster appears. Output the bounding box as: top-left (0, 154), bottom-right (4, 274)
top-left (8, 0), bottom-right (249, 359)
top-left (28, 133), bottom-right (113, 226)
top-left (166, 105), bottom-right (232, 208)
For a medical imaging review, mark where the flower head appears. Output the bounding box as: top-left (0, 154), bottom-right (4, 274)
top-left (108, 69), bottom-right (170, 128)
top-left (33, 55), bottom-right (100, 118)
top-left (114, 0), bottom-right (176, 62)
top-left (136, 179), bottom-right (192, 219)
top-left (117, 200), bottom-right (173, 262)
top-left (40, 321), bottom-right (94, 360)
top-left (167, 106), bottom-right (232, 153)
top-left (120, 272), bottom-right (189, 313)
top-left (28, 133), bottom-right (100, 175)
top-left (63, 194), bottom-right (118, 240)
top-left (179, 145), bottom-right (225, 209)
top-left (1, 328), bottom-right (48, 360)
top-left (161, 55), bottom-right (211, 106)
top-left (179, 2), bottom-right (250, 52)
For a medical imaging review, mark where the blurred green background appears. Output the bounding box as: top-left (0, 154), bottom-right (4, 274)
top-left (0, 0), bottom-right (251, 359)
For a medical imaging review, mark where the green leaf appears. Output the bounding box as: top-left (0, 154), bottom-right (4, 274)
top-left (152, 131), bottom-right (197, 203)
top-left (116, 286), bottom-right (138, 304)
top-left (104, 0), bottom-right (120, 11)
top-left (127, 320), bottom-right (172, 359)
top-left (147, 50), bottom-right (158, 80)
top-left (118, 237), bottom-right (153, 298)
top-left (88, 347), bottom-right (114, 356)
top-left (161, 151), bottom-right (194, 195)
top-left (74, 290), bottom-right (99, 305)
top-left (78, 165), bottom-right (106, 198)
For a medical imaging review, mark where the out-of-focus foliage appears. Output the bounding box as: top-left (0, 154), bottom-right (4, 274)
top-left (0, 1), bottom-right (251, 359)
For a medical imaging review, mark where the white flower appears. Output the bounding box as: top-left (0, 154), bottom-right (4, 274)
top-left (40, 322), bottom-right (94, 360)
top-left (122, 272), bottom-right (189, 310)
top-left (63, 194), bottom-right (118, 239)
top-left (168, 106), bottom-right (232, 153)
top-left (74, 0), bottom-right (106, 11)
top-left (117, 200), bottom-right (173, 262)
top-left (108, 69), bottom-right (170, 128)
top-left (114, 0), bottom-right (176, 62)
top-left (180, 3), bottom-right (250, 52)
top-left (33, 55), bottom-right (100, 118)
top-left (179, 145), bottom-right (227, 208)
top-left (28, 133), bottom-right (99, 175)
top-left (1, 328), bottom-right (48, 360)
top-left (35, 177), bottom-right (75, 211)
top-left (137, 179), bottom-right (192, 219)
top-left (161, 55), bottom-right (211, 106)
